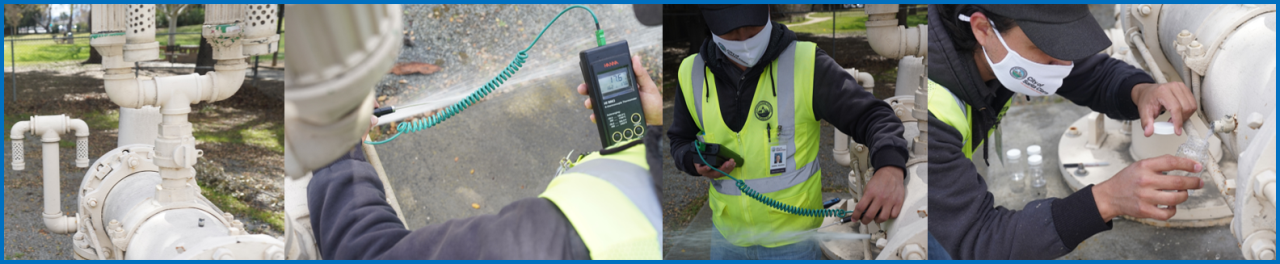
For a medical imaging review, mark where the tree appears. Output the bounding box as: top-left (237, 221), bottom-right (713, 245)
top-left (5, 4), bottom-right (23, 34)
top-left (159, 6), bottom-right (188, 45)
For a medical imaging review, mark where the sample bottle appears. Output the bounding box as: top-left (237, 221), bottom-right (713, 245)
top-left (1027, 145), bottom-right (1041, 157)
top-left (1156, 122), bottom-right (1210, 195)
top-left (1007, 149), bottom-right (1025, 194)
top-left (1028, 154), bottom-right (1046, 199)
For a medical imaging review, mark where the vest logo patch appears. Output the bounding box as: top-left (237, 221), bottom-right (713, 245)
top-left (754, 101), bottom-right (773, 121)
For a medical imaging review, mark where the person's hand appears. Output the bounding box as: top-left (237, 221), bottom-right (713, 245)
top-left (852, 166), bottom-right (905, 224)
top-left (364, 102), bottom-right (380, 140)
top-left (1132, 82), bottom-right (1197, 137)
top-left (1092, 155), bottom-right (1204, 221)
top-left (577, 55), bottom-right (663, 126)
top-left (694, 159), bottom-right (736, 180)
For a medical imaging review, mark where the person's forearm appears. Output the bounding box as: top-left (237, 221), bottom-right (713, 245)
top-left (1057, 54), bottom-right (1153, 120)
top-left (667, 94), bottom-right (705, 176)
top-left (308, 145), bottom-right (412, 260)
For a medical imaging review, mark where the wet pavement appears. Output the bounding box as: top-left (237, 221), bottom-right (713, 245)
top-left (369, 4), bottom-right (662, 229)
top-left (980, 98), bottom-right (1244, 260)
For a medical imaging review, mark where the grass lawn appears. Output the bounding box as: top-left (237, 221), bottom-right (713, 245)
top-left (785, 10), bottom-right (928, 35)
top-left (5, 23), bottom-right (284, 66)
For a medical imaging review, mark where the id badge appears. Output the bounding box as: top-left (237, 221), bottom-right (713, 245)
top-left (770, 145), bottom-right (787, 174)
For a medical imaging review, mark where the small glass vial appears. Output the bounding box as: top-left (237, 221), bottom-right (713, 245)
top-left (1155, 122), bottom-right (1209, 195)
top-left (1028, 154), bottom-right (1046, 199)
top-left (1007, 149), bottom-right (1025, 194)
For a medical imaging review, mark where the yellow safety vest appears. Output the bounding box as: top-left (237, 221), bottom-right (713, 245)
top-left (539, 145), bottom-right (662, 260)
top-left (677, 41), bottom-right (823, 247)
top-left (927, 79), bottom-right (1012, 159)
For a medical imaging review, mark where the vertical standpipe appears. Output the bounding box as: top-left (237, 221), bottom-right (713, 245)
top-left (9, 115), bottom-right (89, 234)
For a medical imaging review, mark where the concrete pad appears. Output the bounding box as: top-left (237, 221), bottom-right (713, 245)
top-left (982, 98), bottom-right (1244, 259)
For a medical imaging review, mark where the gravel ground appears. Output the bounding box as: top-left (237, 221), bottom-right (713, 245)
top-left (4, 62), bottom-right (283, 259)
top-left (374, 4), bottom-right (661, 118)
top-left (368, 4), bottom-right (662, 228)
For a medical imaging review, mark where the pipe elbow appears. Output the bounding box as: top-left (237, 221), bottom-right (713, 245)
top-left (42, 212), bottom-right (77, 234)
top-left (855, 72), bottom-right (876, 89)
top-left (208, 70), bottom-right (245, 102)
top-left (11, 121), bottom-right (30, 140)
top-left (68, 118), bottom-right (89, 137)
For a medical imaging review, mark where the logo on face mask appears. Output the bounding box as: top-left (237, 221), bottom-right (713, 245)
top-left (754, 101), bottom-right (773, 121)
top-left (717, 43), bottom-right (744, 62)
top-left (1021, 76), bottom-right (1049, 94)
top-left (1010, 67), bottom-right (1027, 80)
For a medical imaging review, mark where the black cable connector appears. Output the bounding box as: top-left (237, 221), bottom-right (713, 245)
top-left (373, 106), bottom-right (396, 117)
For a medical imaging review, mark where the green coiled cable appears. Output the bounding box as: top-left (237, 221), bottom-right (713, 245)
top-left (695, 140), bottom-right (854, 218)
top-left (368, 5), bottom-right (603, 145)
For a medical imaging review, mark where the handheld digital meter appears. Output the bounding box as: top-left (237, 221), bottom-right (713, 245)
top-left (580, 40), bottom-right (646, 148)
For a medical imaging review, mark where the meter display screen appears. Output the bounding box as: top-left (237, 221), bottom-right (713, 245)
top-left (596, 67), bottom-right (631, 95)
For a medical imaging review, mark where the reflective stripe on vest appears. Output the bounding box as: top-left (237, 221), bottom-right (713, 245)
top-left (926, 79), bottom-right (1013, 160)
top-left (927, 80), bottom-right (975, 159)
top-left (539, 146), bottom-right (661, 259)
top-left (689, 42), bottom-right (818, 195)
top-left (678, 41), bottom-right (824, 247)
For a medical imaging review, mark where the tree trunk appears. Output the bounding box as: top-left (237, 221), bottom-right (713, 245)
top-left (167, 16), bottom-right (177, 62)
top-left (271, 4), bottom-right (283, 67)
top-left (195, 35), bottom-right (214, 75)
top-left (66, 4), bottom-right (74, 44)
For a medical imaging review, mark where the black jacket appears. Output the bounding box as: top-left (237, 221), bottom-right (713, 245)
top-left (667, 22), bottom-right (908, 177)
top-left (926, 5), bottom-right (1156, 260)
top-left (308, 126), bottom-right (664, 259)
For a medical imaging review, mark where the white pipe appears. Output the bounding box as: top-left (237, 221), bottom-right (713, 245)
top-left (833, 131), bottom-right (852, 166)
top-left (1129, 31), bottom-right (1168, 83)
top-left (866, 5), bottom-right (927, 59)
top-left (853, 72), bottom-right (875, 92)
top-left (68, 118), bottom-right (89, 168)
top-left (834, 69), bottom-right (876, 167)
top-left (41, 130), bottom-right (76, 234)
top-left (10, 121), bottom-right (30, 170)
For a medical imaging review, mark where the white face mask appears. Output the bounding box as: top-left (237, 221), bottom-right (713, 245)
top-left (712, 20), bottom-right (773, 68)
top-left (982, 21), bottom-right (1073, 96)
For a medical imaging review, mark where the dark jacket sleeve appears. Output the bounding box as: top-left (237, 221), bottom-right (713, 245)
top-left (1055, 54), bottom-right (1156, 120)
top-left (812, 48), bottom-right (908, 171)
top-left (668, 73), bottom-right (708, 177)
top-left (927, 115), bottom-right (1112, 259)
top-left (307, 145), bottom-right (589, 260)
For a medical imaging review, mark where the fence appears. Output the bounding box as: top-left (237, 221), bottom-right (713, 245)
top-left (4, 31), bottom-right (283, 68)
top-left (5, 31), bottom-right (283, 94)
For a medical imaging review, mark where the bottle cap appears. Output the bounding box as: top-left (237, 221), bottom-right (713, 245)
top-left (1028, 155), bottom-right (1043, 166)
top-left (1027, 145), bottom-right (1041, 156)
top-left (1154, 122), bottom-right (1176, 135)
top-left (1006, 149), bottom-right (1021, 159)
